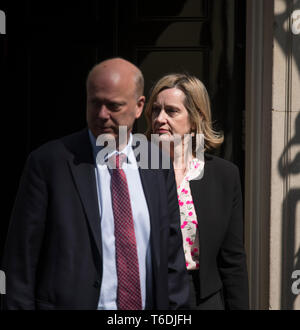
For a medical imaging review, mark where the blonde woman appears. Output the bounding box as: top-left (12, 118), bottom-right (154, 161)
top-left (145, 73), bottom-right (249, 310)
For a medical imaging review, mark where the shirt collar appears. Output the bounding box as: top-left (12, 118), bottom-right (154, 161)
top-left (185, 157), bottom-right (205, 182)
top-left (88, 129), bottom-right (134, 165)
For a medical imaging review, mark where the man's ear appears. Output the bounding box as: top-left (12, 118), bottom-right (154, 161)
top-left (135, 96), bottom-right (145, 119)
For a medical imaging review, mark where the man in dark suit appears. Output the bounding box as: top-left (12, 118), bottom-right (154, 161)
top-left (2, 58), bottom-right (189, 310)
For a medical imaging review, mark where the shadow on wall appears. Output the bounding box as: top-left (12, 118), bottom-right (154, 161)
top-left (275, 0), bottom-right (300, 71)
top-left (278, 111), bottom-right (300, 310)
top-left (275, 0), bottom-right (300, 310)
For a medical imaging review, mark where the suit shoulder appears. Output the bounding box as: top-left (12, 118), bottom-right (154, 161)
top-left (28, 129), bottom-right (87, 162)
top-left (205, 153), bottom-right (240, 177)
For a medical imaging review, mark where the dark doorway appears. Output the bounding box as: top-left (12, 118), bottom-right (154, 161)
top-left (0, 0), bottom-right (246, 262)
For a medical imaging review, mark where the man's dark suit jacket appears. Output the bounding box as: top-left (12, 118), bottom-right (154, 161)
top-left (190, 153), bottom-right (249, 309)
top-left (2, 129), bottom-right (189, 310)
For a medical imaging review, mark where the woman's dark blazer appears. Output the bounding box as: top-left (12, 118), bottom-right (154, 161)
top-left (190, 153), bottom-right (249, 310)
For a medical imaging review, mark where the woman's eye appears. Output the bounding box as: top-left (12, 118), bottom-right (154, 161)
top-left (166, 108), bottom-right (177, 114)
top-left (152, 106), bottom-right (160, 113)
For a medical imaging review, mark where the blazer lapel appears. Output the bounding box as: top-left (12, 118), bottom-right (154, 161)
top-left (65, 129), bottom-right (102, 258)
top-left (190, 179), bottom-right (207, 235)
top-left (189, 155), bottom-right (212, 257)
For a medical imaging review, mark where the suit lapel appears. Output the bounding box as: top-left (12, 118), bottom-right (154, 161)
top-left (138, 168), bottom-right (160, 271)
top-left (65, 130), bottom-right (102, 258)
top-left (133, 140), bottom-right (161, 272)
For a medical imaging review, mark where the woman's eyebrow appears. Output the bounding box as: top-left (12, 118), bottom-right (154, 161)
top-left (164, 104), bottom-right (181, 111)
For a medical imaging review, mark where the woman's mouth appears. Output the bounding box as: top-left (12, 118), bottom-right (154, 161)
top-left (155, 129), bottom-right (169, 134)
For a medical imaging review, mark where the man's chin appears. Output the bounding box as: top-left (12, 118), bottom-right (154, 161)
top-left (96, 132), bottom-right (116, 141)
top-left (94, 128), bottom-right (116, 137)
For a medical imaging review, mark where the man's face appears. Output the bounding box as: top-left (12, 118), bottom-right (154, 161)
top-left (86, 69), bottom-right (144, 145)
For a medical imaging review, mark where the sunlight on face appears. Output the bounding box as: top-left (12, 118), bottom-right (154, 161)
top-left (152, 88), bottom-right (192, 141)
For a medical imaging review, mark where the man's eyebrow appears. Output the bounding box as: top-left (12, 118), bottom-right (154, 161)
top-left (89, 97), bottom-right (125, 105)
top-left (89, 97), bottom-right (101, 102)
top-left (107, 101), bottom-right (126, 106)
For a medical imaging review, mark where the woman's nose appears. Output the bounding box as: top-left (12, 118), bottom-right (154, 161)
top-left (156, 109), bottom-right (167, 123)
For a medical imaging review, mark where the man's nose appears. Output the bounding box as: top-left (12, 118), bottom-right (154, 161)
top-left (97, 105), bottom-right (110, 119)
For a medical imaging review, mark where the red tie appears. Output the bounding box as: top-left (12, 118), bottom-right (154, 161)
top-left (110, 153), bottom-right (142, 310)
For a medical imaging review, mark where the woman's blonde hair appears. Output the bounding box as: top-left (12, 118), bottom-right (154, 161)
top-left (145, 73), bottom-right (224, 151)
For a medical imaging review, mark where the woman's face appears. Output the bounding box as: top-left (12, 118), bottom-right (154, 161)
top-left (151, 88), bottom-right (192, 140)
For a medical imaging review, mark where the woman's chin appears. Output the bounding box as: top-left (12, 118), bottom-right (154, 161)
top-left (157, 133), bottom-right (173, 141)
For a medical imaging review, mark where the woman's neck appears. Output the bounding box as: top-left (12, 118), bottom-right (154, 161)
top-left (171, 140), bottom-right (194, 172)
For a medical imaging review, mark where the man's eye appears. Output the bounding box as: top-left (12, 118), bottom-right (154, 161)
top-left (107, 103), bottom-right (121, 111)
top-left (91, 100), bottom-right (101, 107)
